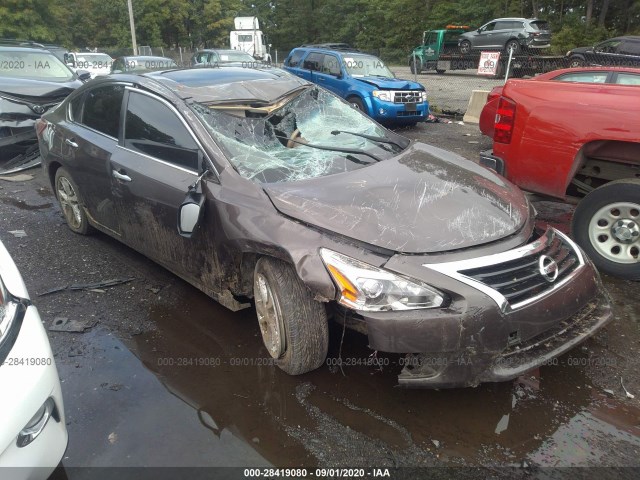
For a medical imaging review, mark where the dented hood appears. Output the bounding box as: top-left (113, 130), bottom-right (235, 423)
top-left (354, 77), bottom-right (422, 90)
top-left (0, 77), bottom-right (81, 102)
top-left (264, 143), bottom-right (529, 253)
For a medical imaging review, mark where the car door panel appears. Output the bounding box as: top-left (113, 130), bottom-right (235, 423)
top-left (111, 89), bottom-right (221, 293)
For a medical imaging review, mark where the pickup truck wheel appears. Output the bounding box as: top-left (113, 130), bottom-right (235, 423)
top-left (569, 56), bottom-right (585, 68)
top-left (253, 257), bottom-right (329, 375)
top-left (409, 58), bottom-right (422, 74)
top-left (459, 41), bottom-right (471, 54)
top-left (505, 40), bottom-right (520, 54)
top-left (571, 179), bottom-right (640, 280)
top-left (55, 167), bottom-right (93, 235)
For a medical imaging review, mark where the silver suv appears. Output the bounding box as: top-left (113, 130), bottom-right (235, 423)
top-left (458, 18), bottom-right (551, 54)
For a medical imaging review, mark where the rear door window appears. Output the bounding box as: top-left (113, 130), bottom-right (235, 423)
top-left (620, 40), bottom-right (640, 55)
top-left (81, 85), bottom-right (125, 138)
top-left (322, 55), bottom-right (341, 75)
top-left (615, 73), bottom-right (640, 85)
top-left (123, 92), bottom-right (199, 170)
top-left (554, 72), bottom-right (608, 83)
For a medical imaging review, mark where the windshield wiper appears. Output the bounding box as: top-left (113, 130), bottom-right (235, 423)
top-left (331, 130), bottom-right (408, 150)
top-left (273, 134), bottom-right (382, 162)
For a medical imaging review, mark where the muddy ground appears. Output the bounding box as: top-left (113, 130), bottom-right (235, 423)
top-left (1, 121), bottom-right (639, 479)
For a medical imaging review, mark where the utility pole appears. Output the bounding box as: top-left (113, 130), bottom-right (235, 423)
top-left (127, 0), bottom-right (138, 55)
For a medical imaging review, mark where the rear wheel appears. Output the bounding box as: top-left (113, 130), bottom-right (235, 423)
top-left (459, 41), bottom-right (471, 54)
top-left (55, 167), bottom-right (92, 235)
top-left (505, 40), bottom-right (521, 54)
top-left (571, 179), bottom-right (640, 280)
top-left (253, 257), bottom-right (329, 375)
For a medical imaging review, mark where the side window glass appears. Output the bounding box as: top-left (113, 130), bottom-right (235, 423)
top-left (82, 85), bottom-right (124, 138)
top-left (323, 55), bottom-right (341, 75)
top-left (483, 22), bottom-right (496, 32)
top-left (124, 92), bottom-right (199, 170)
top-left (69, 93), bottom-right (84, 122)
top-left (303, 53), bottom-right (323, 71)
top-left (620, 41), bottom-right (640, 55)
top-left (287, 50), bottom-right (304, 67)
top-left (615, 73), bottom-right (640, 85)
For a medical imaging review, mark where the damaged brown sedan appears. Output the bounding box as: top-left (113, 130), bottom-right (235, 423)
top-left (36, 67), bottom-right (613, 388)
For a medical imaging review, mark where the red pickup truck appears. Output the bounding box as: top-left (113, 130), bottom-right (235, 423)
top-left (480, 68), bottom-right (640, 280)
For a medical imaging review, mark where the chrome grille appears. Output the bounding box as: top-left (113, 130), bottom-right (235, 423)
top-left (458, 233), bottom-right (580, 308)
top-left (393, 91), bottom-right (422, 104)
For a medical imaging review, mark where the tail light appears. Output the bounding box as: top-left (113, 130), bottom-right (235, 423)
top-left (35, 118), bottom-right (47, 138)
top-left (494, 96), bottom-right (516, 144)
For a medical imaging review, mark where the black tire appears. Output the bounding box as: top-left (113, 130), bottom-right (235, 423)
top-left (54, 167), bottom-right (92, 235)
top-left (505, 40), bottom-right (520, 54)
top-left (347, 96), bottom-right (366, 112)
top-left (253, 257), bottom-right (328, 375)
top-left (568, 56), bottom-right (585, 68)
top-left (571, 179), bottom-right (640, 280)
top-left (459, 41), bottom-right (471, 54)
top-left (409, 58), bottom-right (422, 74)
top-left (436, 69), bottom-right (446, 74)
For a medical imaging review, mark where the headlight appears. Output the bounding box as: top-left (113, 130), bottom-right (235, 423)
top-left (566, 50), bottom-right (572, 56)
top-left (372, 90), bottom-right (392, 102)
top-left (420, 91), bottom-right (428, 102)
top-left (320, 249), bottom-right (446, 311)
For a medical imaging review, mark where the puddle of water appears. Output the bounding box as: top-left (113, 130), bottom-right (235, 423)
top-left (116, 288), bottom-right (640, 468)
top-left (55, 327), bottom-right (270, 468)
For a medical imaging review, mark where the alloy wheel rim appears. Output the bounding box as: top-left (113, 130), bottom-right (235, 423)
top-left (57, 177), bottom-right (82, 229)
top-left (588, 202), bottom-right (640, 264)
top-left (254, 273), bottom-right (286, 359)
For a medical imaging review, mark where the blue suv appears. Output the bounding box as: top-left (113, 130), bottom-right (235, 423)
top-left (283, 45), bottom-right (428, 125)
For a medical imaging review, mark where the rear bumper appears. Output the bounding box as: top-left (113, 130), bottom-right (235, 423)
top-left (479, 149), bottom-right (505, 176)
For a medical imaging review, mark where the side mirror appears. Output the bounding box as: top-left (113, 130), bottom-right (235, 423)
top-left (76, 70), bottom-right (92, 81)
top-left (178, 170), bottom-right (207, 238)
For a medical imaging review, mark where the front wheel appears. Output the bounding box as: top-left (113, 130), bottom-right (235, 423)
top-left (569, 56), bottom-right (585, 68)
top-left (348, 96), bottom-right (365, 112)
top-left (459, 40), bottom-right (471, 54)
top-left (253, 257), bottom-right (329, 375)
top-left (571, 179), bottom-right (640, 280)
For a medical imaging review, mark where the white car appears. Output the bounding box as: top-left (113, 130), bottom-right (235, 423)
top-left (65, 52), bottom-right (113, 78)
top-left (0, 240), bottom-right (67, 479)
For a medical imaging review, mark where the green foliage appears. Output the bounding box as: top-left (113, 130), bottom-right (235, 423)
top-left (0, 0), bottom-right (637, 56)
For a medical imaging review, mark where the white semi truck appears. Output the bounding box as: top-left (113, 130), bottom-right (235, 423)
top-left (230, 16), bottom-right (271, 62)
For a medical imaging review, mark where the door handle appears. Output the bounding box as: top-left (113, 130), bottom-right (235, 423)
top-left (112, 169), bottom-right (132, 182)
top-left (65, 138), bottom-right (79, 148)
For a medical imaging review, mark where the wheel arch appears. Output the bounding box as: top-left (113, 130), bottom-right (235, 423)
top-left (47, 161), bottom-right (63, 190)
top-left (565, 140), bottom-right (640, 196)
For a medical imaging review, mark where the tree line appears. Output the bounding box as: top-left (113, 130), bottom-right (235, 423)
top-left (1, 0), bottom-right (638, 59)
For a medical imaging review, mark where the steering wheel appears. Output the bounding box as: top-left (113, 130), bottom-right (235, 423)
top-left (286, 128), bottom-right (302, 148)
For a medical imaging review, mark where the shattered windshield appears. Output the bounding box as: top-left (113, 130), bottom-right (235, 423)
top-left (192, 86), bottom-right (403, 183)
top-left (342, 54), bottom-right (393, 78)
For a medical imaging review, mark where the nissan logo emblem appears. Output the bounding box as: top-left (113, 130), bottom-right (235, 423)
top-left (538, 255), bottom-right (559, 282)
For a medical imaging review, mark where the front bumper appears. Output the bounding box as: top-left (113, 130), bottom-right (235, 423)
top-left (0, 305), bottom-right (68, 478)
top-left (350, 228), bottom-right (613, 388)
top-left (368, 97), bottom-right (429, 123)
